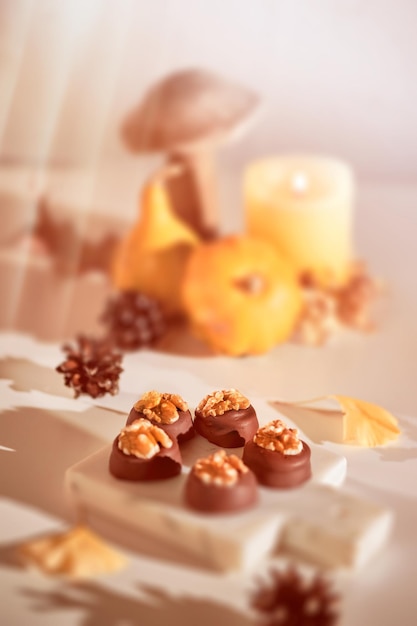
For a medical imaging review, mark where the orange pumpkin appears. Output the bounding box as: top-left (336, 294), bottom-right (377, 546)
top-left (112, 179), bottom-right (199, 313)
top-left (182, 235), bottom-right (302, 355)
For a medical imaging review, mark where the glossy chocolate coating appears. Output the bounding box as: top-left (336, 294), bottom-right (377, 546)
top-left (185, 468), bottom-right (258, 513)
top-left (109, 435), bottom-right (182, 481)
top-left (242, 440), bottom-right (311, 488)
top-left (193, 405), bottom-right (259, 448)
top-left (127, 407), bottom-right (195, 444)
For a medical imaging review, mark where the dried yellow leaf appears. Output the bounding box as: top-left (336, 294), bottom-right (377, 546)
top-left (19, 524), bottom-right (126, 579)
top-left (333, 395), bottom-right (400, 447)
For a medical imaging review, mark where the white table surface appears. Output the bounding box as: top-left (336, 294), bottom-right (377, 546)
top-left (1, 182), bottom-right (417, 625)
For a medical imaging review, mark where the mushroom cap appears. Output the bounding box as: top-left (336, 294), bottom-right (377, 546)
top-left (122, 68), bottom-right (261, 153)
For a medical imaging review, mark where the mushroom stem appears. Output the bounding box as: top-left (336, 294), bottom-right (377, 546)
top-left (165, 151), bottom-right (218, 240)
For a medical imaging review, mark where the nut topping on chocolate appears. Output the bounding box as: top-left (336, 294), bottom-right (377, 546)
top-left (254, 419), bottom-right (303, 455)
top-left (194, 450), bottom-right (248, 486)
top-left (197, 389), bottom-right (250, 417)
top-left (133, 391), bottom-right (188, 424)
top-left (118, 418), bottom-right (173, 459)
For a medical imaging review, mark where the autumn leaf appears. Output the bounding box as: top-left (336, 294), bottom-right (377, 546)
top-left (19, 524), bottom-right (127, 579)
top-left (333, 395), bottom-right (400, 447)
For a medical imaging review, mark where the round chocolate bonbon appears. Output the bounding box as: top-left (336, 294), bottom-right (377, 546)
top-left (127, 406), bottom-right (194, 444)
top-left (127, 391), bottom-right (195, 444)
top-left (242, 439), bottom-right (311, 488)
top-left (184, 450), bottom-right (258, 513)
top-left (194, 389), bottom-right (259, 447)
top-left (109, 420), bottom-right (182, 481)
top-left (185, 466), bottom-right (258, 513)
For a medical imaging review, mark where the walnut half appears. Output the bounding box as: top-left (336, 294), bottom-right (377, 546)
top-left (254, 419), bottom-right (303, 455)
top-left (133, 391), bottom-right (188, 424)
top-left (118, 418), bottom-right (172, 459)
top-left (197, 389), bottom-right (250, 418)
top-left (194, 450), bottom-right (248, 486)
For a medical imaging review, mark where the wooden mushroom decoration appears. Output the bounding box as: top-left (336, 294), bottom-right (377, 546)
top-left (121, 68), bottom-right (260, 240)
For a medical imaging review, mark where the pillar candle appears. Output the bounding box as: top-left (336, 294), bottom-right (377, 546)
top-left (245, 156), bottom-right (354, 285)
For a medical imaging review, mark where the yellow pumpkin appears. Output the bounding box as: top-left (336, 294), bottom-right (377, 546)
top-left (112, 179), bottom-right (199, 313)
top-left (182, 235), bottom-right (302, 355)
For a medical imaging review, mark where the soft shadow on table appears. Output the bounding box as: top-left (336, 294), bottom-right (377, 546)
top-left (0, 406), bottom-right (104, 520)
top-left (351, 418), bottom-right (417, 464)
top-left (0, 357), bottom-right (72, 397)
top-left (373, 417), bottom-right (417, 463)
top-left (153, 320), bottom-right (216, 357)
top-left (374, 444), bottom-right (417, 463)
top-left (19, 583), bottom-right (254, 626)
top-left (0, 540), bottom-right (25, 571)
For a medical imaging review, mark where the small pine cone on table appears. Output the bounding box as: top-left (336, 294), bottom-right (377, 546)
top-left (252, 566), bottom-right (340, 626)
top-left (100, 291), bottom-right (167, 351)
top-left (56, 335), bottom-right (123, 399)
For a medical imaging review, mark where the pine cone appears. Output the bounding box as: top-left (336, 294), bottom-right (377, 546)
top-left (336, 262), bottom-right (381, 331)
top-left (252, 567), bottom-right (340, 626)
top-left (56, 335), bottom-right (123, 398)
top-left (292, 288), bottom-right (340, 346)
top-left (294, 262), bottom-right (381, 345)
top-left (100, 291), bottom-right (167, 351)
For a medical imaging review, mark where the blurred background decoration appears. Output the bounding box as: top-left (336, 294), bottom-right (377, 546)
top-left (0, 0), bottom-right (415, 350)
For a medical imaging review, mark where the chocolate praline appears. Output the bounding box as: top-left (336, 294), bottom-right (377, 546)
top-left (127, 406), bottom-right (195, 444)
top-left (185, 468), bottom-right (258, 514)
top-left (109, 434), bottom-right (182, 481)
top-left (242, 440), bottom-right (312, 488)
top-left (194, 404), bottom-right (259, 448)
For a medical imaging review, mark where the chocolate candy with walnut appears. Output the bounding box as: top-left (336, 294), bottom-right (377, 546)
top-left (194, 389), bottom-right (259, 448)
top-left (109, 419), bottom-right (182, 481)
top-left (243, 419), bottom-right (312, 488)
top-left (185, 450), bottom-right (258, 513)
top-left (127, 390), bottom-right (194, 444)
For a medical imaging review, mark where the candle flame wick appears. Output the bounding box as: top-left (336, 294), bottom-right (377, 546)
top-left (292, 172), bottom-right (309, 194)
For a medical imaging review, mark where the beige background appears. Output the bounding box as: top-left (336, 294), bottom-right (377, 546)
top-left (1, 0), bottom-right (416, 188)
